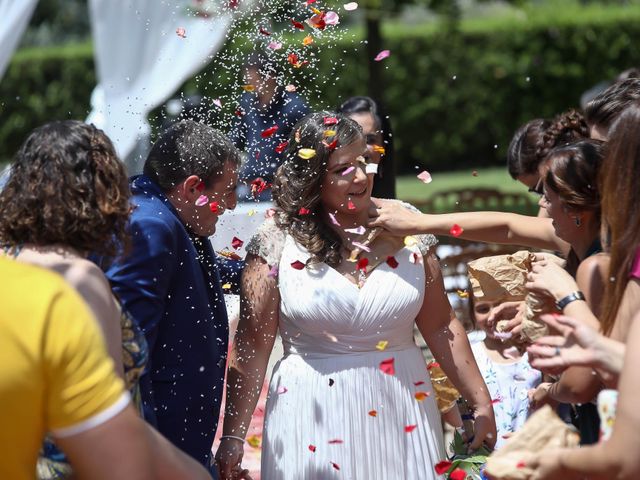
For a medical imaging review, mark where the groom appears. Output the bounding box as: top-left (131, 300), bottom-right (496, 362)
top-left (104, 120), bottom-right (242, 472)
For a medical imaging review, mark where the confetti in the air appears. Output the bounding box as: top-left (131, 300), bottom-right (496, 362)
top-left (449, 224), bottom-right (464, 237)
top-left (386, 256), bottom-right (399, 268)
top-left (324, 116), bottom-right (339, 125)
top-left (414, 391), bottom-right (430, 401)
top-left (347, 200), bottom-right (356, 210)
top-left (344, 226), bottom-right (365, 235)
top-left (374, 49), bottom-right (390, 61)
top-left (376, 340), bottom-right (388, 351)
top-left (303, 35), bottom-right (314, 46)
top-left (299, 207), bottom-right (311, 215)
top-left (456, 290), bottom-right (469, 298)
top-left (328, 439), bottom-right (344, 444)
top-left (268, 40), bottom-right (283, 50)
top-left (242, 84), bottom-right (255, 92)
top-left (285, 84), bottom-right (297, 92)
top-left (277, 386), bottom-right (288, 394)
top-left (404, 236), bottom-right (418, 247)
top-left (261, 125), bottom-right (279, 138)
top-left (246, 435), bottom-right (261, 448)
top-left (298, 148), bottom-right (317, 159)
top-left (231, 236), bottom-right (243, 250)
top-left (291, 260), bottom-right (306, 270)
top-left (275, 141), bottom-right (289, 153)
top-left (329, 213), bottom-right (341, 226)
top-left (308, 444), bottom-right (317, 452)
top-left (368, 410), bottom-right (377, 417)
top-left (417, 171), bottom-right (432, 184)
top-left (379, 357), bottom-right (395, 375)
top-left (222, 283), bottom-right (232, 290)
top-left (344, 2), bottom-right (358, 10)
top-left (195, 195), bottom-right (209, 206)
top-left (331, 462), bottom-right (340, 471)
top-left (209, 202), bottom-right (220, 214)
top-left (324, 11), bottom-right (340, 25)
top-left (212, 98), bottom-right (222, 108)
top-left (356, 257), bottom-right (369, 271)
top-left (176, 27), bottom-right (186, 38)
top-left (342, 166), bottom-right (356, 176)
top-left (404, 424), bottom-right (417, 433)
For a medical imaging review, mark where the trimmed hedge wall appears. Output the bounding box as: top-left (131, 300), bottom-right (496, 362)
top-left (3, 4), bottom-right (640, 171)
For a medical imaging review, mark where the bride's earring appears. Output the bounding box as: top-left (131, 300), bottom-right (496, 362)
top-left (575, 216), bottom-right (581, 227)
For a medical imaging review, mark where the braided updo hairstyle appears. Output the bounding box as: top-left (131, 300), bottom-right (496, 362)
top-left (273, 112), bottom-right (363, 267)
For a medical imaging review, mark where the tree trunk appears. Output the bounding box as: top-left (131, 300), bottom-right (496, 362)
top-left (365, 14), bottom-right (384, 103)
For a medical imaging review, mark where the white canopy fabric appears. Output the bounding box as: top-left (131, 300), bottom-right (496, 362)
top-left (86, 0), bottom-right (234, 171)
top-left (0, 0), bottom-right (39, 80)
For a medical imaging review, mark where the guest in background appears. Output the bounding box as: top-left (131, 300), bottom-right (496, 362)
top-left (338, 96), bottom-right (396, 199)
top-left (230, 52), bottom-right (309, 202)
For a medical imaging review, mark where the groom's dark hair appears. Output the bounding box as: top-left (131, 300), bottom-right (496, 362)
top-left (144, 119), bottom-right (240, 192)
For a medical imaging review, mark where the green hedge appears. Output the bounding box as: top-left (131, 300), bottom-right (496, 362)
top-left (3, 3), bottom-right (640, 171)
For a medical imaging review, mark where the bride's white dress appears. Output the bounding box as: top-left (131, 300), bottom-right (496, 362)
top-left (248, 222), bottom-right (446, 480)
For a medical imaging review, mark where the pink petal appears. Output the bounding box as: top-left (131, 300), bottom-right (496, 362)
top-left (343, 2), bottom-right (358, 10)
top-left (268, 41), bottom-right (283, 50)
top-left (324, 11), bottom-right (339, 25)
top-left (329, 213), bottom-right (341, 226)
top-left (351, 241), bottom-right (371, 252)
top-left (341, 166), bottom-right (356, 176)
top-left (285, 84), bottom-right (297, 92)
top-left (374, 49), bottom-right (390, 61)
top-left (195, 194), bottom-right (209, 206)
top-left (277, 386), bottom-right (288, 394)
top-left (212, 98), bottom-right (222, 108)
top-left (344, 226), bottom-right (366, 235)
top-left (417, 170), bottom-right (432, 184)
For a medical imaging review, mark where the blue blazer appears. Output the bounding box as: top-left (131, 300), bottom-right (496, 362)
top-left (104, 175), bottom-right (242, 467)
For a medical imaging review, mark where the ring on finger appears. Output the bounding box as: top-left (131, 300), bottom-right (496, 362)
top-left (554, 346), bottom-right (561, 356)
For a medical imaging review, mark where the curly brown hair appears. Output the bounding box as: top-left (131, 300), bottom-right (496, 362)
top-left (273, 112), bottom-right (363, 267)
top-left (0, 120), bottom-right (131, 258)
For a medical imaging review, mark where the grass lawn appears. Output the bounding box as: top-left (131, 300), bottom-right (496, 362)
top-left (396, 166), bottom-right (539, 215)
top-left (397, 166), bottom-right (524, 200)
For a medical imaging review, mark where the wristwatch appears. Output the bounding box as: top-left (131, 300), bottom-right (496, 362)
top-left (556, 291), bottom-right (586, 311)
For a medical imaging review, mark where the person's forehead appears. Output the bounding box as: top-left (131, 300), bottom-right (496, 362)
top-left (328, 139), bottom-right (366, 166)
top-left (348, 111), bottom-right (378, 133)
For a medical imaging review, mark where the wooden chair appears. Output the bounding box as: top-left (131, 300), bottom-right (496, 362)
top-left (406, 188), bottom-right (538, 216)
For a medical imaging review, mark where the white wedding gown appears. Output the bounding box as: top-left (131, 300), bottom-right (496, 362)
top-left (248, 223), bottom-right (446, 480)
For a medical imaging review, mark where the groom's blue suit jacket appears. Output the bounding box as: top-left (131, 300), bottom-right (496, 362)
top-left (104, 175), bottom-right (242, 467)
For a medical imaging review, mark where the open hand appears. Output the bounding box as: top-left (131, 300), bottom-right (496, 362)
top-left (367, 198), bottom-right (425, 236)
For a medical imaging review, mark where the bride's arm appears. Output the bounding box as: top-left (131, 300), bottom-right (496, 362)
top-left (215, 254), bottom-right (280, 479)
top-left (416, 252), bottom-right (497, 450)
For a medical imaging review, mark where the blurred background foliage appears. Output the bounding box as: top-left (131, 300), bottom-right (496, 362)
top-left (2, 0), bottom-right (640, 174)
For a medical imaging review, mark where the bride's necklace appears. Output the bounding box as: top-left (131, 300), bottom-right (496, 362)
top-left (342, 227), bottom-right (382, 288)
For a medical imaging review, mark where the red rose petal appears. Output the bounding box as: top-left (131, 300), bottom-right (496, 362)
top-left (323, 116), bottom-right (339, 125)
top-left (379, 357), bottom-right (395, 375)
top-left (434, 460), bottom-right (453, 475)
top-left (427, 361), bottom-right (440, 370)
top-left (450, 468), bottom-right (466, 480)
top-left (323, 138), bottom-right (338, 150)
top-left (209, 201), bottom-right (220, 214)
top-left (414, 380), bottom-right (425, 386)
top-left (261, 125), bottom-right (279, 138)
top-left (328, 439), bottom-right (343, 444)
top-left (308, 444), bottom-right (316, 452)
top-left (275, 141), bottom-right (289, 153)
top-left (231, 236), bottom-right (244, 250)
top-left (195, 181), bottom-right (205, 192)
top-left (234, 109), bottom-right (244, 117)
top-left (368, 410), bottom-right (377, 417)
top-left (516, 460), bottom-right (527, 469)
top-left (449, 224), bottom-right (464, 237)
top-left (356, 257), bottom-right (368, 271)
top-left (347, 200), bottom-right (356, 210)
top-left (386, 256), bottom-right (399, 268)
top-left (291, 19), bottom-right (305, 30)
top-left (259, 27), bottom-right (271, 35)
top-left (291, 260), bottom-right (306, 270)
top-left (330, 462), bottom-right (340, 470)
top-left (299, 207), bottom-right (311, 215)
top-left (404, 424), bottom-right (417, 433)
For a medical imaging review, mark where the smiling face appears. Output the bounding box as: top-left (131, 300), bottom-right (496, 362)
top-left (320, 137), bottom-right (372, 215)
top-left (472, 298), bottom-right (504, 339)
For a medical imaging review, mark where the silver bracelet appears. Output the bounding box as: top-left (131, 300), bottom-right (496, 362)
top-left (220, 435), bottom-right (245, 443)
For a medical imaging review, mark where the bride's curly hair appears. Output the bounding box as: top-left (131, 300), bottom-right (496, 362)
top-left (273, 112), bottom-right (363, 267)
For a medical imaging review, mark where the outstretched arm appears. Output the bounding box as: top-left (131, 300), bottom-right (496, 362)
top-left (368, 198), bottom-right (569, 254)
top-left (216, 254), bottom-right (280, 479)
top-left (416, 252), bottom-right (497, 450)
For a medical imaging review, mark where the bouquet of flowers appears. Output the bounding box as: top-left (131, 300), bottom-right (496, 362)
top-left (434, 429), bottom-right (491, 480)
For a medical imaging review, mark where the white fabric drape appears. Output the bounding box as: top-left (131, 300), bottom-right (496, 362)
top-left (0, 0), bottom-right (39, 80)
top-left (86, 0), bottom-right (233, 171)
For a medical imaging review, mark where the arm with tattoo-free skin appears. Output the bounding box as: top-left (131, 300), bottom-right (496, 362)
top-left (416, 253), bottom-right (497, 450)
top-left (368, 198), bottom-right (569, 254)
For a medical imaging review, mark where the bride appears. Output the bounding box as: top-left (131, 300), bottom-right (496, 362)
top-left (215, 112), bottom-right (496, 479)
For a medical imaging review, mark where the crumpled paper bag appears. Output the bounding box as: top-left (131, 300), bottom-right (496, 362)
top-left (484, 405), bottom-right (580, 480)
top-left (467, 251), bottom-right (558, 343)
top-left (427, 362), bottom-right (460, 413)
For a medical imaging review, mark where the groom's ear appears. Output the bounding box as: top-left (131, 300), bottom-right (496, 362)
top-left (178, 175), bottom-right (203, 201)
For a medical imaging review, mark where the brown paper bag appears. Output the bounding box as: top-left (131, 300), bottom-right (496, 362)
top-left (467, 251), bottom-right (558, 343)
top-left (427, 362), bottom-right (460, 413)
top-left (484, 405), bottom-right (580, 480)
